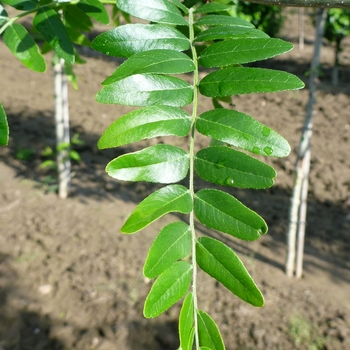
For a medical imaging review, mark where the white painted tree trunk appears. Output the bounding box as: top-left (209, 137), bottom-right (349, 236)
top-left (54, 58), bottom-right (71, 199)
top-left (299, 8), bottom-right (304, 50)
top-left (285, 8), bottom-right (327, 277)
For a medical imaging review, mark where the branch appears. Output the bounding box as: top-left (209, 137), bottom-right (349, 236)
top-left (247, 0), bottom-right (350, 9)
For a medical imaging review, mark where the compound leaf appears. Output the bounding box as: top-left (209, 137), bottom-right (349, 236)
top-left (194, 189), bottom-right (267, 241)
top-left (106, 144), bottom-right (189, 183)
top-left (199, 38), bottom-right (293, 67)
top-left (0, 103), bottom-right (9, 146)
top-left (3, 23), bottom-right (46, 72)
top-left (96, 74), bottom-right (193, 107)
top-left (197, 310), bottom-right (225, 350)
top-left (196, 237), bottom-right (264, 307)
top-left (33, 7), bottom-right (74, 64)
top-left (144, 261), bottom-right (192, 318)
top-left (144, 222), bottom-right (191, 278)
top-left (121, 185), bottom-right (192, 234)
top-left (117, 0), bottom-right (188, 26)
top-left (179, 292), bottom-right (194, 350)
top-left (195, 15), bottom-right (254, 28)
top-left (102, 50), bottom-right (195, 85)
top-left (195, 146), bottom-right (276, 189)
top-left (77, 0), bottom-right (109, 24)
top-left (196, 109), bottom-right (291, 157)
top-left (91, 24), bottom-right (190, 58)
top-left (195, 26), bottom-right (269, 42)
top-left (98, 106), bottom-right (191, 149)
top-left (199, 67), bottom-right (305, 97)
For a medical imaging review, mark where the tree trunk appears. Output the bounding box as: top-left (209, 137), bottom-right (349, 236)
top-left (54, 58), bottom-right (71, 199)
top-left (285, 8), bottom-right (327, 277)
top-left (299, 8), bottom-right (304, 50)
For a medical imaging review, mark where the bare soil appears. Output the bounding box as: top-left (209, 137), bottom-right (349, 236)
top-left (0, 8), bottom-right (350, 350)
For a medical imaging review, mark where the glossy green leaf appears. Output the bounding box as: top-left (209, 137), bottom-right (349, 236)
top-left (98, 106), bottom-right (191, 149)
top-left (199, 67), bottom-right (305, 97)
top-left (194, 2), bottom-right (231, 14)
top-left (196, 237), bottom-right (264, 306)
top-left (195, 146), bottom-right (276, 189)
top-left (179, 292), bottom-right (194, 350)
top-left (63, 5), bottom-right (93, 32)
top-left (199, 38), bottom-right (293, 68)
top-left (195, 15), bottom-right (254, 28)
top-left (197, 310), bottom-right (225, 350)
top-left (144, 261), bottom-right (192, 318)
top-left (106, 144), bottom-right (189, 183)
top-left (196, 109), bottom-right (291, 157)
top-left (0, 4), bottom-right (8, 26)
top-left (102, 50), bottom-right (195, 85)
top-left (121, 185), bottom-right (192, 234)
top-left (195, 26), bottom-right (269, 42)
top-left (117, 0), bottom-right (188, 26)
top-left (194, 189), bottom-right (267, 241)
top-left (0, 103), bottom-right (9, 146)
top-left (77, 0), bottom-right (109, 25)
top-left (144, 222), bottom-right (191, 278)
top-left (1, 0), bottom-right (38, 11)
top-left (33, 7), bottom-right (74, 64)
top-left (91, 24), bottom-right (190, 58)
top-left (3, 23), bottom-right (46, 72)
top-left (96, 74), bottom-right (193, 107)
top-left (199, 347), bottom-right (212, 350)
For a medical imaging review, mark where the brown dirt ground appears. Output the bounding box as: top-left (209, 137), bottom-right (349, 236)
top-left (0, 8), bottom-right (350, 350)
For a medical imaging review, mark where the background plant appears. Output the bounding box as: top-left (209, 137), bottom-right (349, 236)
top-left (91, 0), bottom-right (304, 348)
top-left (0, 0), bottom-right (112, 197)
top-left (323, 8), bottom-right (350, 84)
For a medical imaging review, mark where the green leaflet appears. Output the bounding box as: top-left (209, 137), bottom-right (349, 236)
top-left (197, 310), bottom-right (225, 350)
top-left (199, 38), bottom-right (293, 67)
top-left (96, 74), bottom-right (193, 107)
top-left (77, 0), bottom-right (109, 25)
top-left (1, 0), bottom-right (38, 11)
top-left (194, 2), bottom-right (231, 14)
top-left (33, 7), bottom-right (74, 64)
top-left (179, 293), bottom-right (194, 350)
top-left (102, 50), bottom-right (195, 85)
top-left (66, 26), bottom-right (90, 47)
top-left (63, 5), bottom-right (93, 32)
top-left (196, 109), bottom-right (291, 157)
top-left (195, 26), bottom-right (269, 42)
top-left (0, 4), bottom-right (8, 26)
top-left (91, 24), bottom-right (190, 58)
top-left (117, 0), bottom-right (188, 26)
top-left (144, 222), bottom-right (191, 278)
top-left (199, 67), bottom-right (305, 97)
top-left (0, 103), bottom-right (9, 146)
top-left (144, 261), bottom-right (192, 318)
top-left (169, 0), bottom-right (188, 14)
top-left (106, 144), bottom-right (189, 183)
top-left (194, 189), bottom-right (267, 241)
top-left (195, 14), bottom-right (254, 28)
top-left (121, 185), bottom-right (192, 234)
top-left (195, 146), bottom-right (276, 189)
top-left (3, 23), bottom-right (46, 72)
top-left (196, 237), bottom-right (264, 307)
top-left (98, 106), bottom-right (191, 149)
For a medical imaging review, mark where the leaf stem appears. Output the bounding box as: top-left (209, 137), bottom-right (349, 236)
top-left (189, 7), bottom-right (200, 350)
